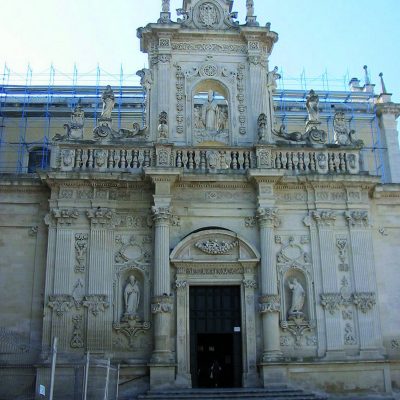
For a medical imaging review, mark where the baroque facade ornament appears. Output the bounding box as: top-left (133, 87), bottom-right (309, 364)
top-left (243, 279), bottom-right (257, 289)
top-left (48, 295), bottom-right (74, 317)
top-left (51, 208), bottom-right (79, 225)
top-left (86, 208), bottom-right (121, 228)
top-left (74, 233), bottom-right (88, 273)
top-left (311, 210), bottom-right (336, 227)
top-left (353, 292), bottom-right (376, 313)
top-left (195, 238), bottom-right (238, 255)
top-left (345, 210), bottom-right (369, 228)
top-left (151, 295), bottom-right (173, 314)
top-left (333, 111), bottom-right (363, 147)
top-left (83, 295), bottom-right (109, 316)
top-left (320, 293), bottom-right (342, 315)
top-left (256, 207), bottom-right (280, 228)
top-left (70, 315), bottom-right (84, 348)
top-left (113, 320), bottom-right (151, 349)
top-left (258, 295), bottom-right (280, 313)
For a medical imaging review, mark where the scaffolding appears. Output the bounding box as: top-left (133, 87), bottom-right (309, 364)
top-left (0, 64), bottom-right (390, 181)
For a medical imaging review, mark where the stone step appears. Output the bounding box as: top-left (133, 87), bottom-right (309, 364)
top-left (138, 387), bottom-right (326, 400)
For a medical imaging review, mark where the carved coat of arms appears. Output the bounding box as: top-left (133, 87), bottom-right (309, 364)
top-left (199, 3), bottom-right (218, 28)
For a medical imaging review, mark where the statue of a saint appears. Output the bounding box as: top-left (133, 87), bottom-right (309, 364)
top-left (204, 90), bottom-right (219, 131)
top-left (124, 275), bottom-right (140, 317)
top-left (246, 0), bottom-right (254, 17)
top-left (306, 89), bottom-right (319, 122)
top-left (194, 106), bottom-right (204, 129)
top-left (100, 85), bottom-right (115, 120)
top-left (267, 66), bottom-right (281, 92)
top-left (71, 102), bottom-right (85, 129)
top-left (288, 278), bottom-right (305, 315)
top-left (217, 108), bottom-right (228, 131)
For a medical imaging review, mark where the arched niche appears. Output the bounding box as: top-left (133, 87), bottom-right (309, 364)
top-left (170, 229), bottom-right (260, 388)
top-left (191, 79), bottom-right (231, 146)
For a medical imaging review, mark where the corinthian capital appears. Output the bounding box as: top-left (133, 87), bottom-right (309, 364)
top-left (256, 207), bottom-right (280, 228)
top-left (151, 206), bottom-right (172, 223)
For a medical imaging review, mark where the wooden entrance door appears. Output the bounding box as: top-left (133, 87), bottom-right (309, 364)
top-left (189, 286), bottom-right (242, 388)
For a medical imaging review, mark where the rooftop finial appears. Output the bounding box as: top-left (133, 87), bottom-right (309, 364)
top-left (246, 0), bottom-right (255, 17)
top-left (379, 72), bottom-right (387, 94)
top-left (161, 0), bottom-right (170, 13)
top-left (363, 65), bottom-right (370, 85)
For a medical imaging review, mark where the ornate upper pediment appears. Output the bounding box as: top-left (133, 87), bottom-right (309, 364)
top-left (178, 0), bottom-right (238, 30)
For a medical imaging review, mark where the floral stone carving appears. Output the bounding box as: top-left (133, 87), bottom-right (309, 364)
top-left (195, 238), bottom-right (239, 255)
top-left (83, 295), bottom-right (109, 316)
top-left (151, 295), bottom-right (173, 314)
top-left (48, 295), bottom-right (74, 317)
top-left (258, 295), bottom-right (280, 313)
top-left (113, 320), bottom-right (151, 349)
top-left (70, 315), bottom-right (84, 348)
top-left (353, 292), bottom-right (376, 313)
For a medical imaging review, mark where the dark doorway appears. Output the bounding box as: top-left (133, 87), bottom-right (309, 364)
top-left (189, 286), bottom-right (242, 388)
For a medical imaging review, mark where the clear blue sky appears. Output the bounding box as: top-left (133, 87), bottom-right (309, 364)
top-left (0, 0), bottom-right (399, 103)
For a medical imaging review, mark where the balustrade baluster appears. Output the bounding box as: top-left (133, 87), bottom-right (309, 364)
top-left (188, 151), bottom-right (194, 170)
top-left (88, 149), bottom-right (94, 169)
top-left (200, 151), bottom-right (206, 171)
top-left (144, 149), bottom-right (151, 167)
top-left (176, 150), bottom-right (182, 168)
top-left (120, 149), bottom-right (127, 169)
top-left (126, 149), bottom-right (133, 169)
top-left (182, 150), bottom-right (188, 169)
top-left (309, 152), bottom-right (316, 171)
top-left (194, 150), bottom-right (200, 170)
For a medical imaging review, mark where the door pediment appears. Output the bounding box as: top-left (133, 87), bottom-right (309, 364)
top-left (170, 229), bottom-right (260, 263)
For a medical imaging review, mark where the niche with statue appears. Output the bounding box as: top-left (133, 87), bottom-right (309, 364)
top-left (276, 236), bottom-right (316, 349)
top-left (112, 259), bottom-right (151, 350)
top-left (192, 80), bottom-right (230, 145)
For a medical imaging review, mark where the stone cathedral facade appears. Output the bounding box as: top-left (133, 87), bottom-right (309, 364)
top-left (1, 0), bottom-right (400, 398)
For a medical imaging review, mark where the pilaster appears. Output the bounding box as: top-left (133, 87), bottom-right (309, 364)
top-left (375, 101), bottom-right (400, 183)
top-left (345, 210), bottom-right (384, 358)
top-left (86, 208), bottom-right (119, 352)
top-left (311, 210), bottom-right (344, 359)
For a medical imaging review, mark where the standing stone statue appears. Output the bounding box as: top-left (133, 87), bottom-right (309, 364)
top-left (306, 89), bottom-right (319, 122)
top-left (100, 85), bottom-right (115, 120)
top-left (288, 278), bottom-right (305, 316)
top-left (246, 0), bottom-right (254, 17)
top-left (204, 90), bottom-right (219, 131)
top-left (124, 275), bottom-right (140, 318)
top-left (267, 66), bottom-right (281, 92)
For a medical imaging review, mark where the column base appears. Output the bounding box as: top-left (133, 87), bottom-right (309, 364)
top-left (262, 350), bottom-right (283, 363)
top-left (150, 350), bottom-right (174, 364)
top-left (259, 364), bottom-right (287, 386)
top-left (242, 371), bottom-right (261, 388)
top-left (149, 363), bottom-right (176, 390)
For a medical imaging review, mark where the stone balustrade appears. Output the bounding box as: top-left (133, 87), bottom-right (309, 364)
top-left (53, 143), bottom-right (361, 175)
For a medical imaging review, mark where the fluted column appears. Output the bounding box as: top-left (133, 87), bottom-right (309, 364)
top-left (86, 208), bottom-right (118, 352)
top-left (345, 210), bottom-right (384, 358)
top-left (257, 207), bottom-right (282, 362)
top-left (151, 206), bottom-right (174, 364)
top-left (312, 210), bottom-right (344, 358)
